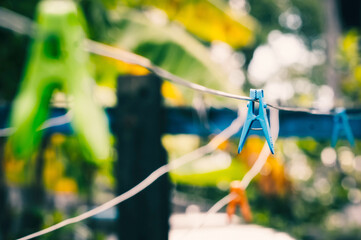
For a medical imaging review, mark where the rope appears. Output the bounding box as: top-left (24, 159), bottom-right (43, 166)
top-left (0, 7), bottom-right (350, 115)
top-left (179, 108), bottom-right (279, 240)
top-left (17, 108), bottom-right (246, 240)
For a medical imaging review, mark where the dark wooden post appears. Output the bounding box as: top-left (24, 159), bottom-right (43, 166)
top-left (17, 137), bottom-right (47, 238)
top-left (113, 74), bottom-right (170, 240)
top-left (0, 137), bottom-right (13, 239)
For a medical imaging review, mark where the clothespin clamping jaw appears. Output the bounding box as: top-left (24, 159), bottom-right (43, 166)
top-left (226, 181), bottom-right (252, 222)
top-left (238, 89), bottom-right (274, 154)
top-left (9, 0), bottom-right (110, 163)
top-left (331, 108), bottom-right (355, 148)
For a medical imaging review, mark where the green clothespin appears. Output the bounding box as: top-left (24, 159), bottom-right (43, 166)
top-left (9, 0), bottom-right (110, 163)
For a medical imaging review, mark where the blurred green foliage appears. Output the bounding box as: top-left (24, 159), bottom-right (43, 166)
top-left (0, 0), bottom-right (36, 101)
top-left (0, 0), bottom-right (361, 240)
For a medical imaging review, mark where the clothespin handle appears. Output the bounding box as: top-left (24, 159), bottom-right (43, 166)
top-left (227, 181), bottom-right (253, 222)
top-left (331, 108), bottom-right (355, 147)
top-left (238, 89), bottom-right (274, 154)
top-left (9, 0), bottom-right (111, 163)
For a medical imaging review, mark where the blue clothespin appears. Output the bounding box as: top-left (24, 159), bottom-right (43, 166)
top-left (238, 89), bottom-right (274, 154)
top-left (331, 108), bottom-right (355, 147)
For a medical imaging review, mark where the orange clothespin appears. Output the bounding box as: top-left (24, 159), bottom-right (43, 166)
top-left (227, 181), bottom-right (253, 223)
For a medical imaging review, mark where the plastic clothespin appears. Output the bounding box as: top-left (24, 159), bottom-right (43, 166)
top-left (331, 108), bottom-right (355, 147)
top-left (238, 89), bottom-right (274, 154)
top-left (9, 0), bottom-right (110, 163)
top-left (226, 181), bottom-right (252, 222)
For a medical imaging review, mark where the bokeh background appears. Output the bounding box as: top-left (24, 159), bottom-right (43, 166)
top-left (0, 0), bottom-right (361, 239)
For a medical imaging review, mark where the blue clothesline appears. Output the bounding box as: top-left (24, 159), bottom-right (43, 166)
top-left (0, 106), bottom-right (360, 140)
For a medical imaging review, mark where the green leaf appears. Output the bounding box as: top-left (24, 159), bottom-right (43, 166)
top-left (113, 8), bottom-right (227, 91)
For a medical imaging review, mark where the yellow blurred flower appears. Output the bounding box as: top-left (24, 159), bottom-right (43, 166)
top-left (54, 177), bottom-right (78, 194)
top-left (161, 81), bottom-right (185, 105)
top-left (116, 60), bottom-right (150, 76)
top-left (51, 133), bottom-right (66, 145)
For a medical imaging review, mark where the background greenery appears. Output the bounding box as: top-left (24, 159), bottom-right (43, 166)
top-left (0, 0), bottom-right (361, 239)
